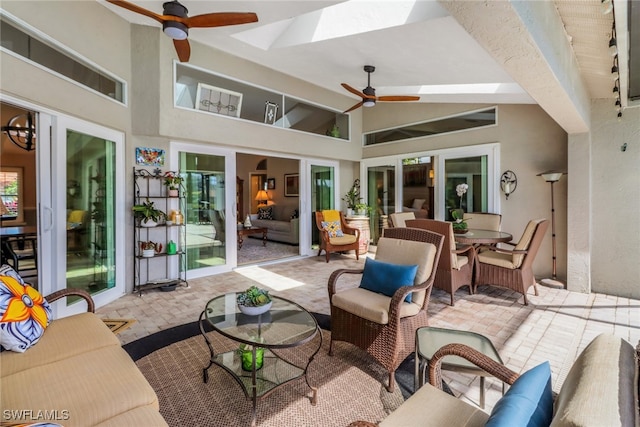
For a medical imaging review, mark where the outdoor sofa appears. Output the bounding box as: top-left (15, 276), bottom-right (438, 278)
top-left (1, 287), bottom-right (168, 427)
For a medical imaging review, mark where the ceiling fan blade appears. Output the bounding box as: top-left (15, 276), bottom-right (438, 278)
top-left (378, 95), bottom-right (420, 102)
top-left (106, 0), bottom-right (164, 24)
top-left (185, 12), bottom-right (258, 28)
top-left (343, 101), bottom-right (364, 113)
top-left (341, 83), bottom-right (374, 100)
top-left (174, 38), bottom-right (191, 62)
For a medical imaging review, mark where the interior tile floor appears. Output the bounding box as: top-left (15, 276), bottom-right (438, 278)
top-left (97, 253), bottom-right (640, 415)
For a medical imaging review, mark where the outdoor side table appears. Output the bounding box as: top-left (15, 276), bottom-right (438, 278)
top-left (415, 326), bottom-right (504, 409)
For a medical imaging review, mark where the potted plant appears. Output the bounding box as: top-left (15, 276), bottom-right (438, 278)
top-left (132, 199), bottom-right (165, 227)
top-left (354, 202), bottom-right (370, 217)
top-left (163, 172), bottom-right (183, 197)
top-left (342, 179), bottom-right (361, 216)
top-left (236, 286), bottom-right (272, 315)
top-left (139, 241), bottom-right (157, 257)
top-left (451, 210), bottom-right (469, 234)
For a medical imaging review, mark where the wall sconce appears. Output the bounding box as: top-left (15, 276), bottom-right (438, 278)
top-left (67, 180), bottom-right (81, 197)
top-left (1, 112), bottom-right (35, 151)
top-left (500, 170), bottom-right (517, 200)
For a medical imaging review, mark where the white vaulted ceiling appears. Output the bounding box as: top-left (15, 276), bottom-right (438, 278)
top-left (100, 0), bottom-right (630, 133)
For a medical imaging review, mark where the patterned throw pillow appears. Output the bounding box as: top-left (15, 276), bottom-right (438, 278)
top-left (0, 264), bottom-right (25, 285)
top-left (0, 274), bottom-right (53, 352)
top-left (321, 220), bottom-right (344, 237)
top-left (257, 206), bottom-right (274, 220)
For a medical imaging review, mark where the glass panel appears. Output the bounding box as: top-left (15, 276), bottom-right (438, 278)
top-left (0, 17), bottom-right (124, 102)
top-left (310, 165), bottom-right (334, 246)
top-left (181, 152), bottom-right (226, 270)
top-left (66, 130), bottom-right (116, 295)
top-left (364, 108), bottom-right (495, 146)
top-left (444, 156), bottom-right (487, 221)
top-left (401, 156), bottom-right (434, 220)
top-left (367, 165), bottom-right (395, 244)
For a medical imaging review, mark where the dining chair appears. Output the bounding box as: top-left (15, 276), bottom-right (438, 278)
top-left (462, 212), bottom-right (501, 231)
top-left (474, 219), bottom-right (549, 305)
top-left (1, 237), bottom-right (37, 277)
top-left (328, 227), bottom-right (444, 392)
top-left (406, 219), bottom-right (476, 306)
top-left (388, 212), bottom-right (415, 228)
top-left (315, 210), bottom-right (360, 262)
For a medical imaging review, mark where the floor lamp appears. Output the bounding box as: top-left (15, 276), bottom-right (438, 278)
top-left (537, 171), bottom-right (566, 288)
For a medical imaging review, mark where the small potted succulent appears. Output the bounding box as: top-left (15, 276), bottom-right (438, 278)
top-left (163, 172), bottom-right (184, 197)
top-left (236, 286), bottom-right (272, 315)
top-left (132, 199), bottom-right (165, 227)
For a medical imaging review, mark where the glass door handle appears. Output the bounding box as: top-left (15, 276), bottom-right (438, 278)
top-left (40, 204), bottom-right (54, 231)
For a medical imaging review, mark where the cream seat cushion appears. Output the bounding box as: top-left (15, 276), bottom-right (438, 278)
top-left (1, 312), bottom-right (120, 377)
top-left (332, 287), bottom-right (422, 324)
top-left (379, 383), bottom-right (489, 427)
top-left (329, 234), bottom-right (358, 245)
top-left (478, 219), bottom-right (544, 269)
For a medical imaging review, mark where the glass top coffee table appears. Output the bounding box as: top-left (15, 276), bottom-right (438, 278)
top-left (199, 293), bottom-right (322, 427)
top-left (415, 326), bottom-right (504, 409)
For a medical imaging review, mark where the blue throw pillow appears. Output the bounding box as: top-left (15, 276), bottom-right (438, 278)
top-left (485, 361), bottom-right (553, 427)
top-left (359, 258), bottom-right (418, 303)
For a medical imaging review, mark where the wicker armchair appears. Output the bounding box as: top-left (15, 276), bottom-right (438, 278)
top-left (328, 227), bottom-right (444, 392)
top-left (45, 288), bottom-right (95, 312)
top-left (475, 219), bottom-right (549, 305)
top-left (347, 343), bottom-right (520, 427)
top-left (405, 219), bottom-right (476, 306)
top-left (315, 210), bottom-right (360, 262)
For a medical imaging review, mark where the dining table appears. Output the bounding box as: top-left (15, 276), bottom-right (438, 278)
top-left (453, 229), bottom-right (512, 246)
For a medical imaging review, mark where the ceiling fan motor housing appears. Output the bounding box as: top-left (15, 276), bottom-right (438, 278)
top-left (162, 1), bottom-right (189, 40)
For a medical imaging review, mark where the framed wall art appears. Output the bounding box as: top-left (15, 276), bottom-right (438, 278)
top-left (267, 178), bottom-right (275, 190)
top-left (284, 173), bottom-right (299, 197)
top-left (136, 147), bottom-right (165, 166)
top-left (195, 83), bottom-right (243, 118)
top-left (264, 101), bottom-right (278, 125)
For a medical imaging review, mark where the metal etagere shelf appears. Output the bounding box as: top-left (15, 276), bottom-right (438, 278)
top-left (133, 168), bottom-right (188, 295)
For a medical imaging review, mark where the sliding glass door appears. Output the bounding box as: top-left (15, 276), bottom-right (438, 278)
top-left (366, 164), bottom-right (395, 244)
top-left (51, 115), bottom-right (125, 317)
top-left (172, 143), bottom-right (236, 277)
top-left (310, 164), bottom-right (335, 248)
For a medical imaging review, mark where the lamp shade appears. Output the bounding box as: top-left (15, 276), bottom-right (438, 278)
top-left (255, 190), bottom-right (269, 201)
top-left (537, 171), bottom-right (565, 182)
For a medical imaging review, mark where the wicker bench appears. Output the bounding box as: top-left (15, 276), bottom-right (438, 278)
top-left (350, 333), bottom-right (639, 427)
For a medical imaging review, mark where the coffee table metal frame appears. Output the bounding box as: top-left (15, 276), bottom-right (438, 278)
top-left (237, 226), bottom-right (268, 249)
top-left (199, 294), bottom-right (322, 427)
top-left (415, 326), bottom-right (504, 409)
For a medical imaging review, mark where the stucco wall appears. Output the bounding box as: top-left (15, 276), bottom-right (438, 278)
top-left (590, 100), bottom-right (640, 298)
top-left (362, 102), bottom-right (567, 280)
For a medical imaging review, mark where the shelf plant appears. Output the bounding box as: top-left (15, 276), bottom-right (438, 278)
top-left (132, 199), bottom-right (165, 226)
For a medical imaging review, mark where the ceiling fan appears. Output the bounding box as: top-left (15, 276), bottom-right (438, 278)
top-left (341, 65), bottom-right (420, 113)
top-left (105, 0), bottom-right (258, 62)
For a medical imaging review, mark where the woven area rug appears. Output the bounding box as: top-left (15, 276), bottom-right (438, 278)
top-left (238, 237), bottom-right (299, 265)
top-left (102, 318), bottom-right (136, 334)
top-left (136, 329), bottom-right (405, 426)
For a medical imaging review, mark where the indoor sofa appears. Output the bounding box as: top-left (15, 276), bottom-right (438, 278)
top-left (350, 333), bottom-right (639, 427)
top-left (1, 288), bottom-right (168, 427)
top-left (250, 204), bottom-right (299, 244)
